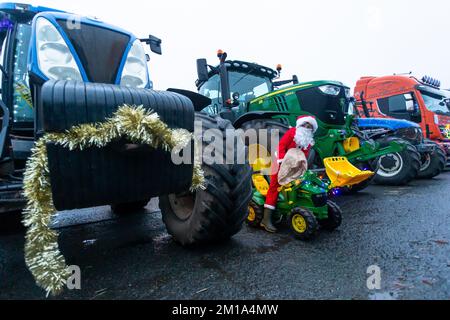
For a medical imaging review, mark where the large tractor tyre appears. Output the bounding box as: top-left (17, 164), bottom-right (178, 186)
top-left (240, 119), bottom-right (290, 157)
top-left (373, 137), bottom-right (421, 186)
top-left (160, 113), bottom-right (253, 246)
top-left (111, 200), bottom-right (150, 215)
top-left (417, 142), bottom-right (446, 179)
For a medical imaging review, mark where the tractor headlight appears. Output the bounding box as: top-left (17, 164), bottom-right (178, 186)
top-left (36, 18), bottom-right (83, 81)
top-left (319, 85), bottom-right (341, 96)
top-left (120, 40), bottom-right (149, 88)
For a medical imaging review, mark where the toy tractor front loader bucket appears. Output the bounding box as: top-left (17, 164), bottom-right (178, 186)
top-left (38, 80), bottom-right (195, 211)
top-left (324, 157), bottom-right (375, 189)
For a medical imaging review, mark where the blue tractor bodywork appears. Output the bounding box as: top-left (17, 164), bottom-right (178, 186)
top-left (0, 2), bottom-right (193, 213)
top-left (356, 118), bottom-right (421, 131)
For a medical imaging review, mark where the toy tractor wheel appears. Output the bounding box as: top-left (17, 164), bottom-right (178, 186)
top-left (111, 199), bottom-right (150, 215)
top-left (159, 114), bottom-right (253, 246)
top-left (289, 208), bottom-right (318, 241)
top-left (319, 201), bottom-right (342, 231)
top-left (374, 137), bottom-right (420, 186)
top-left (417, 141), bottom-right (446, 179)
top-left (247, 200), bottom-right (264, 228)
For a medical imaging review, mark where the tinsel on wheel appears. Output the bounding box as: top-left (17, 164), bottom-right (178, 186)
top-left (22, 105), bottom-right (205, 296)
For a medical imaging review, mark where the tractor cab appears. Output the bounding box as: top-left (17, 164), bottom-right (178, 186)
top-left (196, 51), bottom-right (299, 124)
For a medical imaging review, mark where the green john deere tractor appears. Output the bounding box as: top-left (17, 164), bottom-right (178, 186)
top-left (0, 4), bottom-right (252, 246)
top-left (195, 51), bottom-right (405, 192)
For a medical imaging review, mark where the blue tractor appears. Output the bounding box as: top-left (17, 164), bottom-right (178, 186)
top-left (0, 3), bottom-right (252, 245)
top-left (353, 113), bottom-right (438, 186)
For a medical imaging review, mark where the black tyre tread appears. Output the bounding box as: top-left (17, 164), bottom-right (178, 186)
top-left (160, 114), bottom-right (253, 246)
top-left (289, 208), bottom-right (318, 241)
top-left (417, 142), bottom-right (446, 179)
top-left (319, 201), bottom-right (342, 231)
top-left (373, 137), bottom-right (421, 186)
top-left (240, 119), bottom-right (290, 153)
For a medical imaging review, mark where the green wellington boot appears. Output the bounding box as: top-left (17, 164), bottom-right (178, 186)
top-left (261, 208), bottom-right (277, 233)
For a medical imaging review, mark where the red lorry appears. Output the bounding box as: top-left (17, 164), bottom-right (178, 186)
top-left (354, 75), bottom-right (450, 176)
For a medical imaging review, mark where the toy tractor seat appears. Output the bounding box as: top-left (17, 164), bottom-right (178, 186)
top-left (324, 157), bottom-right (374, 189)
top-left (252, 173), bottom-right (270, 197)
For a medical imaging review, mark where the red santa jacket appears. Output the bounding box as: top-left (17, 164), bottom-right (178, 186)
top-left (277, 128), bottom-right (312, 162)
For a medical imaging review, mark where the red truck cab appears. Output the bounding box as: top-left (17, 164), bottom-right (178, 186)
top-left (354, 75), bottom-right (450, 166)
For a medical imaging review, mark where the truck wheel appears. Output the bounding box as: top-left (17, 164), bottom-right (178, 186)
top-left (319, 201), bottom-right (342, 231)
top-left (159, 114), bottom-right (253, 246)
top-left (374, 137), bottom-right (420, 186)
top-left (417, 142), bottom-right (446, 179)
top-left (289, 208), bottom-right (318, 241)
top-left (111, 200), bottom-right (150, 215)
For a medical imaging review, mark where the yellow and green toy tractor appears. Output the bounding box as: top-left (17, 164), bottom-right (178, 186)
top-left (247, 152), bottom-right (375, 240)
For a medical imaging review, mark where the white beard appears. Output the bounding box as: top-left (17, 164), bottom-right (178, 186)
top-left (294, 127), bottom-right (315, 149)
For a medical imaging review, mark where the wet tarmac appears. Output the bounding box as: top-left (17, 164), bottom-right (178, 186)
top-left (0, 173), bottom-right (449, 300)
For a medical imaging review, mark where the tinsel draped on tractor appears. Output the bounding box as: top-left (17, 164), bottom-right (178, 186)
top-left (22, 105), bottom-right (205, 296)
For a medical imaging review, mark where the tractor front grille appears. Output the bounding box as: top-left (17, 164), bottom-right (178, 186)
top-left (57, 20), bottom-right (130, 84)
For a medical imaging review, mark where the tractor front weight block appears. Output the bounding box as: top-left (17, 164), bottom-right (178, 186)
top-left (40, 80), bottom-right (195, 211)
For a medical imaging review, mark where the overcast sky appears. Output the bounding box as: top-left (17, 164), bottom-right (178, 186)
top-left (21, 0), bottom-right (450, 91)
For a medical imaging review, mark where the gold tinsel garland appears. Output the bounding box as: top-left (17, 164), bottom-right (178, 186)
top-left (22, 105), bottom-right (205, 296)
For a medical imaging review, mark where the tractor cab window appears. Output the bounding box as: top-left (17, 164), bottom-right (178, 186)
top-left (199, 74), bottom-right (222, 115)
top-left (229, 71), bottom-right (271, 104)
top-left (199, 71), bottom-right (271, 115)
top-left (419, 89), bottom-right (450, 116)
top-left (11, 22), bottom-right (33, 124)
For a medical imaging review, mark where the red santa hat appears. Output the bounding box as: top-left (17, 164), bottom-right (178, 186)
top-left (296, 115), bottom-right (318, 133)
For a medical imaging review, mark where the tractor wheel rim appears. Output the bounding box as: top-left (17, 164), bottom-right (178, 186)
top-left (420, 154), bottom-right (432, 172)
top-left (169, 193), bottom-right (196, 221)
top-left (292, 214), bottom-right (307, 233)
top-left (378, 153), bottom-right (403, 178)
top-left (248, 207), bottom-right (256, 222)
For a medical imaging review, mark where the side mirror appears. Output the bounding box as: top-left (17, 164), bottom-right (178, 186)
top-left (404, 93), bottom-right (415, 112)
top-left (406, 100), bottom-right (415, 112)
top-left (197, 59), bottom-right (209, 82)
top-left (292, 75), bottom-right (299, 85)
top-left (141, 35), bottom-right (162, 55)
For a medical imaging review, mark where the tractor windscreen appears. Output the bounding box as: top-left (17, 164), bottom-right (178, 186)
top-left (199, 72), bottom-right (271, 114)
top-left (296, 85), bottom-right (349, 125)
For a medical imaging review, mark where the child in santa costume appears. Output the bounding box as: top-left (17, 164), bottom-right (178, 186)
top-left (261, 115), bottom-right (319, 233)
